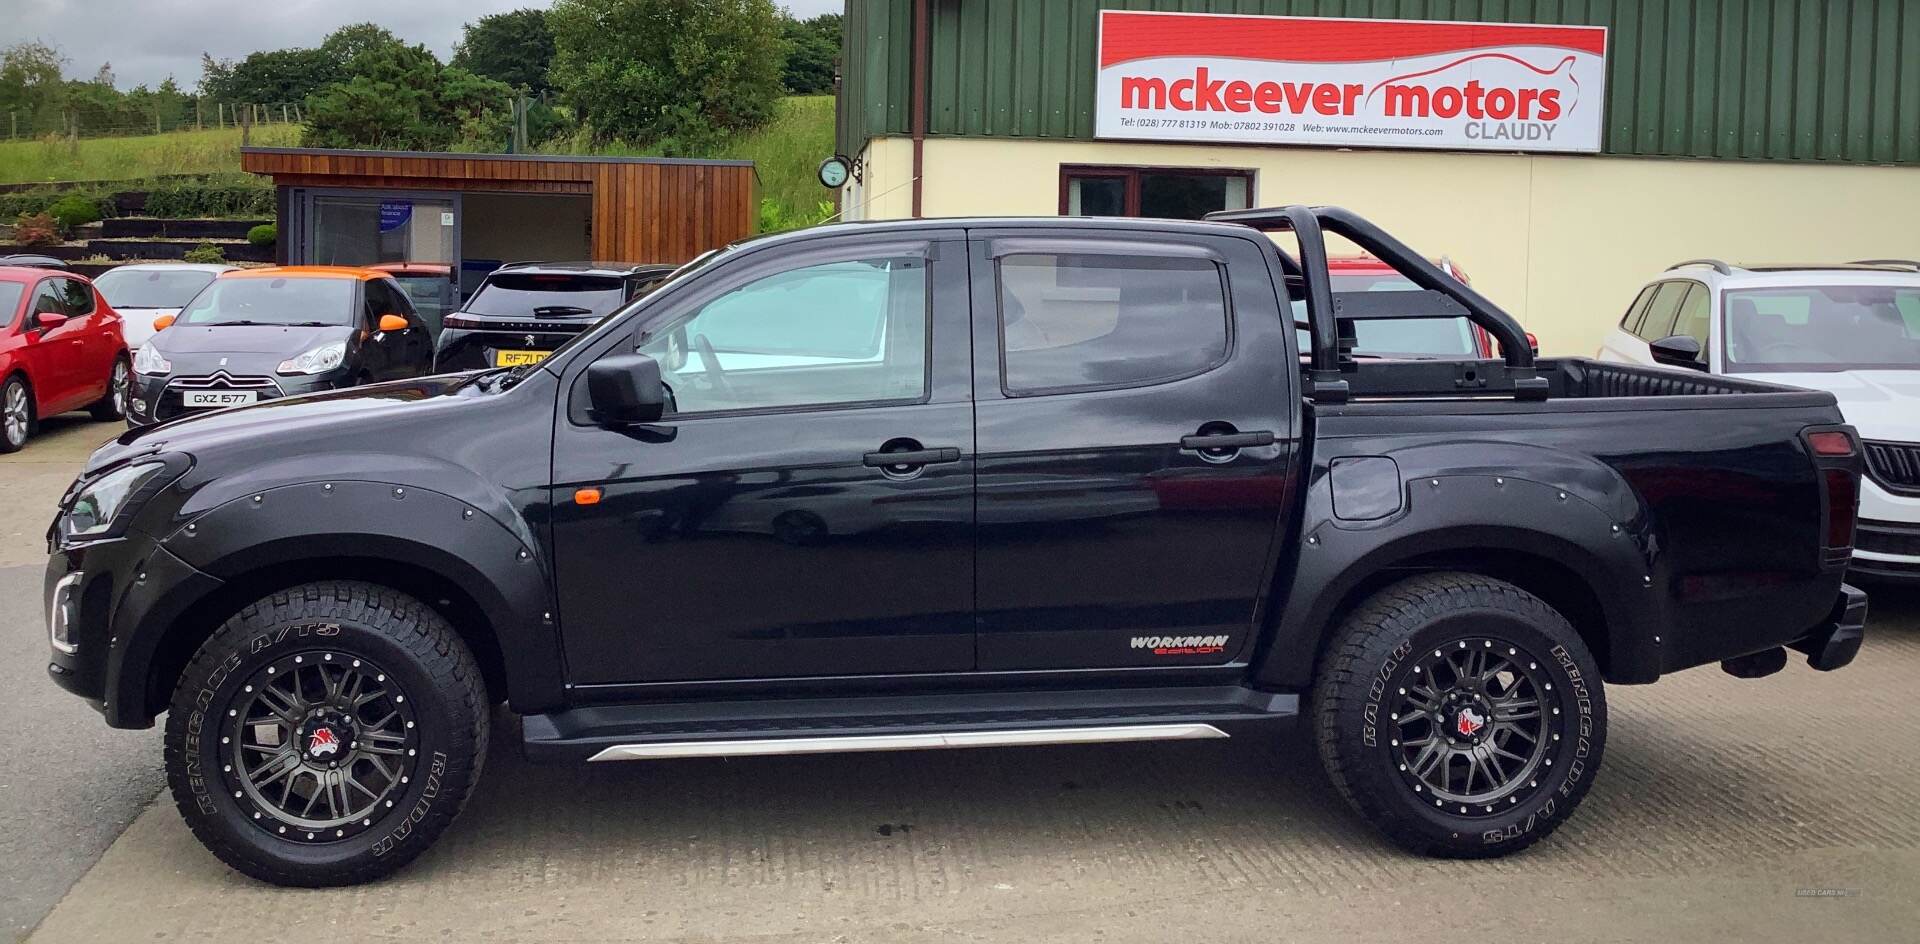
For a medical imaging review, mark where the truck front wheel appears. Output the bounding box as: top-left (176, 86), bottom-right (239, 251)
top-left (162, 581), bottom-right (490, 886)
top-left (1312, 572), bottom-right (1607, 858)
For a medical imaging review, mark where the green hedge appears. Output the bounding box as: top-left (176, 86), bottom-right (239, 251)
top-left (247, 223), bottom-right (278, 246)
top-left (48, 194), bottom-right (104, 231)
top-left (0, 175), bottom-right (274, 221)
top-left (143, 175), bottom-right (275, 219)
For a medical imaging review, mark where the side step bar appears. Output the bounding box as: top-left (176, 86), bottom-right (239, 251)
top-left (523, 685), bottom-right (1296, 764)
top-left (587, 723), bottom-right (1229, 762)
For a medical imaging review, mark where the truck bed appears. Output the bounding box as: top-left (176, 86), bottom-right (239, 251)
top-left (1340, 356), bottom-right (1832, 404)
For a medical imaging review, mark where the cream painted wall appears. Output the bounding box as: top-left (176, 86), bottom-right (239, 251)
top-left (852, 136), bottom-right (1920, 357)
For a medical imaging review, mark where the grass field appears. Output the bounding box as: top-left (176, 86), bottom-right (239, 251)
top-left (0, 124), bottom-right (301, 185)
top-left (0, 96), bottom-right (835, 230)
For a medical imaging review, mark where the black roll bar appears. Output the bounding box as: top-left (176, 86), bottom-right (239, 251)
top-left (1207, 205), bottom-right (1548, 402)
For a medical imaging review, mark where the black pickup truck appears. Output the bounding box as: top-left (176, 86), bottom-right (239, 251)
top-left (45, 206), bottom-right (1869, 886)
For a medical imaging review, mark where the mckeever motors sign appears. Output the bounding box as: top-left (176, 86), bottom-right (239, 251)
top-left (1095, 11), bottom-right (1608, 154)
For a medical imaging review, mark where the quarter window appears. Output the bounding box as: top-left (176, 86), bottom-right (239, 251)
top-left (1620, 284), bottom-right (1658, 333)
top-left (1635, 281), bottom-right (1691, 341)
top-left (997, 252), bottom-right (1229, 394)
top-left (637, 255), bottom-right (929, 415)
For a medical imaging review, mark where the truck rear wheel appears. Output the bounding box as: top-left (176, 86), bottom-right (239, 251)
top-left (1312, 572), bottom-right (1606, 858)
top-left (162, 581), bottom-right (489, 886)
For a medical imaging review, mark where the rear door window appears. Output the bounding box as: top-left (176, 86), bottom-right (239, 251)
top-left (467, 274), bottom-right (628, 319)
top-left (996, 252), bottom-right (1229, 394)
top-left (0, 282), bottom-right (25, 329)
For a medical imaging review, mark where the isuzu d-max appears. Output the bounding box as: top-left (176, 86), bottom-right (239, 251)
top-left (45, 206), bottom-right (1869, 886)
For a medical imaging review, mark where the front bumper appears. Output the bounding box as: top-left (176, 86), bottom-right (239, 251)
top-left (127, 372), bottom-right (349, 427)
top-left (45, 532), bottom-right (223, 727)
top-left (1849, 476), bottom-right (1920, 581)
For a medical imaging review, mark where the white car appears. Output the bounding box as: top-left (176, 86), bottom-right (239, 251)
top-left (1597, 259), bottom-right (1920, 581)
top-left (90, 262), bottom-right (236, 351)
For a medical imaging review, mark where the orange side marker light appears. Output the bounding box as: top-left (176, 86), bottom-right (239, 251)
top-left (574, 488), bottom-right (603, 506)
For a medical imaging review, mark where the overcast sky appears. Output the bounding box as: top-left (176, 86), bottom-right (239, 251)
top-left (5, 0), bottom-right (845, 90)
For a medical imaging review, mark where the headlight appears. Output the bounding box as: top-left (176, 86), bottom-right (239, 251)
top-left (277, 340), bottom-right (347, 376)
top-left (62, 461), bottom-right (167, 540)
top-left (132, 344), bottom-right (171, 376)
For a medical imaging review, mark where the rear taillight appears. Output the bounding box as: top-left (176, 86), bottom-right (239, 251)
top-left (1809, 431), bottom-right (1857, 457)
top-left (1824, 469), bottom-right (1858, 549)
top-left (1805, 427), bottom-right (1861, 562)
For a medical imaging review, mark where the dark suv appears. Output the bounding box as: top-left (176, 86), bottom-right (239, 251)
top-left (434, 262), bottom-right (676, 371)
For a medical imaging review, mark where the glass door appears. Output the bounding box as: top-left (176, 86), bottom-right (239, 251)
top-left (306, 193), bottom-right (458, 267)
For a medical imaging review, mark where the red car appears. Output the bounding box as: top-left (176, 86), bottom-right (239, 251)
top-left (0, 266), bottom-right (130, 452)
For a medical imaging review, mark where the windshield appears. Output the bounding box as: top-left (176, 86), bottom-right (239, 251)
top-left (177, 277), bottom-right (357, 327)
top-left (1293, 274), bottom-right (1480, 357)
top-left (1724, 285), bottom-right (1920, 371)
top-left (93, 267), bottom-right (219, 310)
top-left (465, 273), bottom-right (627, 318)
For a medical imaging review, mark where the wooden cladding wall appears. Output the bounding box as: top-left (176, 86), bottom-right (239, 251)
top-left (243, 148), bottom-right (757, 264)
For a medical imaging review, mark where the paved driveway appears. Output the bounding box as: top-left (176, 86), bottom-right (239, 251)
top-left (4, 413), bottom-right (1917, 943)
top-left (0, 415), bottom-right (163, 943)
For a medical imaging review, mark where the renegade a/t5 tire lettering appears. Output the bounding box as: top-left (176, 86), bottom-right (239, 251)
top-left (1312, 572), bottom-right (1607, 857)
top-left (162, 581), bottom-right (489, 886)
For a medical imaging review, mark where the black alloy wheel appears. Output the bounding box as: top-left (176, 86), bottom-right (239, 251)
top-left (1313, 572), bottom-right (1607, 858)
top-left (164, 581), bottom-right (489, 886)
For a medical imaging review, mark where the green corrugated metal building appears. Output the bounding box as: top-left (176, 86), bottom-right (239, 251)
top-left (840, 0), bottom-right (1920, 163)
top-left (831, 0), bottom-right (1920, 359)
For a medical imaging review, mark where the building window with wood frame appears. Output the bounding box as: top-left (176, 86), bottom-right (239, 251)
top-left (1061, 166), bottom-right (1254, 220)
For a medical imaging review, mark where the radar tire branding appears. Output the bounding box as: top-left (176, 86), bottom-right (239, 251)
top-left (162, 581), bottom-right (489, 887)
top-left (1311, 572), bottom-right (1608, 859)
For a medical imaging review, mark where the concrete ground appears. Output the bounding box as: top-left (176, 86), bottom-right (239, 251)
top-left (5, 414), bottom-right (1918, 943)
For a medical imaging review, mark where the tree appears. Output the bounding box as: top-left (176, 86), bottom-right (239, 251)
top-left (453, 8), bottom-right (556, 95)
top-left (779, 13), bottom-right (840, 95)
top-left (303, 42), bottom-right (513, 151)
top-left (200, 47), bottom-right (340, 104)
top-left (320, 23), bottom-right (406, 68)
top-left (0, 41), bottom-right (68, 127)
top-left (549, 0), bottom-right (787, 152)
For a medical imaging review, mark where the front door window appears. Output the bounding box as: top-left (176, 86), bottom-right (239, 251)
top-left (637, 255), bottom-right (929, 415)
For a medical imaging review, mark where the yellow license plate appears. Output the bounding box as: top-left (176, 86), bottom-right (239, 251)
top-left (495, 350), bottom-right (550, 367)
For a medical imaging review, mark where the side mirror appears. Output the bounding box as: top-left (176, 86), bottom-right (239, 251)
top-left (586, 353), bottom-right (667, 425)
top-left (152, 314), bottom-right (175, 332)
top-left (33, 311), bottom-right (69, 331)
top-left (378, 314), bottom-right (409, 333)
top-left (1648, 335), bottom-right (1706, 371)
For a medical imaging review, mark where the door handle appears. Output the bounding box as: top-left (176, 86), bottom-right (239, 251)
top-left (863, 447), bottom-right (961, 469)
top-left (1180, 431), bottom-right (1276, 451)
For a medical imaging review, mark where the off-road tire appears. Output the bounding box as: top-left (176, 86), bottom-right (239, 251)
top-left (88, 355), bottom-right (131, 421)
top-left (1312, 572), bottom-right (1607, 858)
top-left (163, 581), bottom-right (489, 886)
